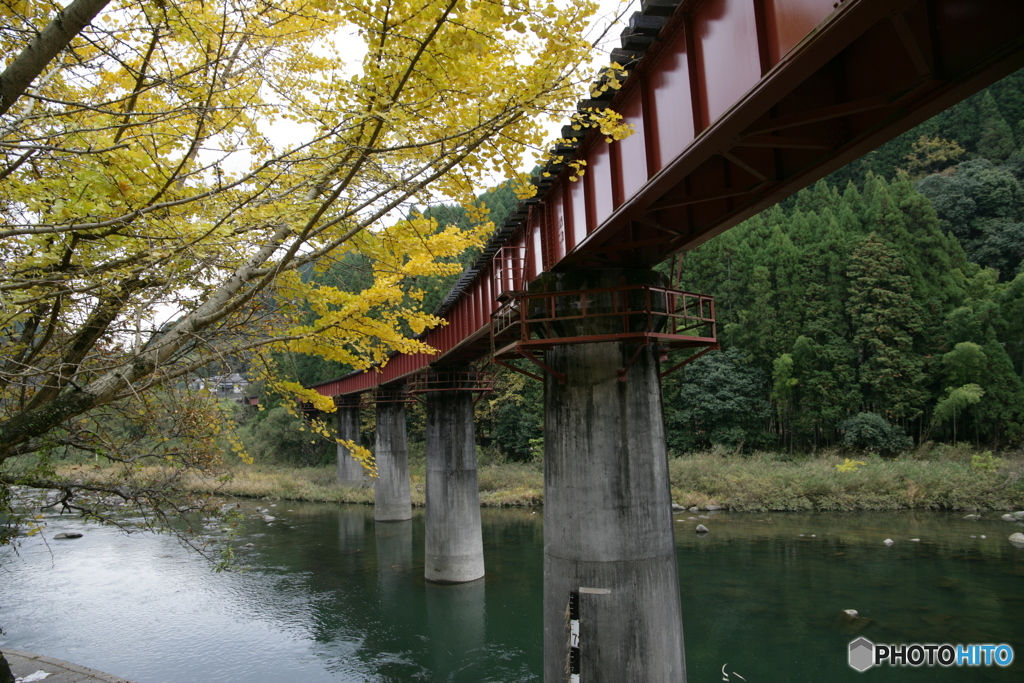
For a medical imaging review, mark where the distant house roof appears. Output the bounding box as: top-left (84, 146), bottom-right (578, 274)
top-left (210, 373), bottom-right (248, 385)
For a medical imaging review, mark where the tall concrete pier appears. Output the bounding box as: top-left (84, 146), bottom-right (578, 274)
top-left (424, 375), bottom-right (485, 583)
top-left (374, 399), bottom-right (412, 521)
top-left (335, 403), bottom-right (365, 486)
top-left (539, 268), bottom-right (686, 682)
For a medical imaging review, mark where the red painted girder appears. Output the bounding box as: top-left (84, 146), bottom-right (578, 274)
top-left (311, 0), bottom-right (1024, 397)
top-left (558, 0), bottom-right (1024, 266)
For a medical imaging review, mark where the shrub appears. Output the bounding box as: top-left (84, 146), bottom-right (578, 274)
top-left (971, 451), bottom-right (1004, 471)
top-left (238, 405), bottom-right (334, 466)
top-left (491, 400), bottom-right (542, 461)
top-left (839, 412), bottom-right (912, 457)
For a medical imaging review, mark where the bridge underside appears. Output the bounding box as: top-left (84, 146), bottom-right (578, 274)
top-left (311, 0), bottom-right (1024, 397)
top-left (565, 0), bottom-right (1024, 269)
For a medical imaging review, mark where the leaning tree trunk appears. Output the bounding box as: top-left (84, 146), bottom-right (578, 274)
top-left (0, 0), bottom-right (111, 116)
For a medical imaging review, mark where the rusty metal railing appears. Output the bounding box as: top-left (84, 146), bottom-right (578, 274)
top-left (490, 284), bottom-right (718, 383)
top-left (407, 369), bottom-right (495, 395)
top-left (492, 284), bottom-right (715, 351)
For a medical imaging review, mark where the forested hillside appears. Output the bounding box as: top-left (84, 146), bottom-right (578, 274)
top-left (665, 68), bottom-right (1024, 454)
top-left (668, 173), bottom-right (1024, 453)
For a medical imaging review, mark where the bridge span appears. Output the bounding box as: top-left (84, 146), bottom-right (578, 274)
top-left (311, 1), bottom-right (1024, 680)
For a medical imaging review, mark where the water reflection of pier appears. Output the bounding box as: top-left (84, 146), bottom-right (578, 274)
top-left (375, 520), bottom-right (413, 609)
top-left (426, 579), bottom-right (486, 681)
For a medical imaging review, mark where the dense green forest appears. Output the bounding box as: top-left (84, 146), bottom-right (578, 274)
top-left (261, 69), bottom-right (1024, 464)
top-left (668, 171), bottom-right (1024, 453)
top-left (665, 68), bottom-right (1024, 455)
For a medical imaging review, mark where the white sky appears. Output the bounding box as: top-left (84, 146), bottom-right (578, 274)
top-left (256, 0), bottom-right (638, 171)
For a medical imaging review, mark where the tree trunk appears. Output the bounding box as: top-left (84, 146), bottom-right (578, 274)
top-left (0, 0), bottom-right (112, 116)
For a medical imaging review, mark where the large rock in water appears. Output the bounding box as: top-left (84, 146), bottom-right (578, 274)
top-left (1002, 513), bottom-right (1018, 522)
top-left (1010, 533), bottom-right (1024, 546)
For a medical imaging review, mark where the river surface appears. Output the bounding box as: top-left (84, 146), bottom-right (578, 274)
top-left (1, 504), bottom-right (1023, 682)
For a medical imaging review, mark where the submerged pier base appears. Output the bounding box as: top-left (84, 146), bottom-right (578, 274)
top-left (375, 520), bottom-right (413, 611)
top-left (426, 579), bottom-right (486, 676)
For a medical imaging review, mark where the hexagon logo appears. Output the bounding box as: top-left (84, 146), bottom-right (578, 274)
top-left (849, 637), bottom-right (875, 672)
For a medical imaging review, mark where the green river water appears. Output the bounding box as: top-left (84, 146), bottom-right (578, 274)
top-left (1, 504), bottom-right (1022, 682)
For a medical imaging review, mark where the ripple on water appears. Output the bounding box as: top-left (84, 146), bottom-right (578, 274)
top-left (1, 507), bottom-right (1022, 682)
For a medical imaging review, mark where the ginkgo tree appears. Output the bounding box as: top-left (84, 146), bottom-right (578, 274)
top-left (0, 0), bottom-right (625, 544)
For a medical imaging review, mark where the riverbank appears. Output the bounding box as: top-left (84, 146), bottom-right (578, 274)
top-left (161, 459), bottom-right (545, 508)
top-left (56, 449), bottom-right (1024, 512)
top-left (1, 648), bottom-right (134, 683)
top-left (667, 450), bottom-right (1024, 511)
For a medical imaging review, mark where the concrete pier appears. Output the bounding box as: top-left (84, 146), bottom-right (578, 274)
top-left (374, 400), bottom-right (412, 521)
top-left (539, 268), bottom-right (686, 683)
top-left (336, 403), bottom-right (365, 486)
top-left (424, 379), bottom-right (485, 583)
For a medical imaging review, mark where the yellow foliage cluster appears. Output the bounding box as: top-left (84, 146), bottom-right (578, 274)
top-left (0, 0), bottom-right (607, 463)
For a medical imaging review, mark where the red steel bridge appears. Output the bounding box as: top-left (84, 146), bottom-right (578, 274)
top-left (311, 0), bottom-right (1024, 399)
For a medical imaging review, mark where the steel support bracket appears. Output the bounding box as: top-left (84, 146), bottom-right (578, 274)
top-left (618, 343), bottom-right (651, 382)
top-left (408, 369), bottom-right (496, 404)
top-left (492, 349), bottom-right (566, 385)
top-left (659, 344), bottom-right (719, 378)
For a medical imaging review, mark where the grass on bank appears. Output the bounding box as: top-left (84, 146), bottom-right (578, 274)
top-left (668, 449), bottom-right (1024, 511)
top-left (144, 459), bottom-right (545, 507)
top-left (53, 444), bottom-right (1024, 512)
